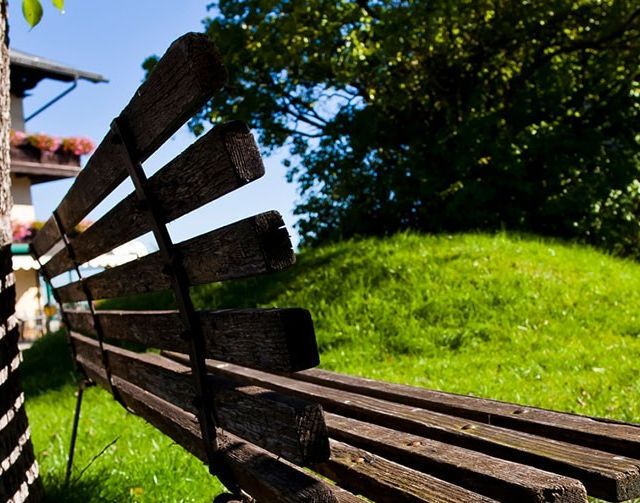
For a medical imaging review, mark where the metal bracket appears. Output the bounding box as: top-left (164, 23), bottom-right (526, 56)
top-left (110, 117), bottom-right (237, 490)
top-left (64, 379), bottom-right (95, 487)
top-left (50, 210), bottom-right (124, 406)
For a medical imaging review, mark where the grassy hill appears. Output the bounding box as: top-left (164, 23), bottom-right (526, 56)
top-left (186, 231), bottom-right (640, 421)
top-left (22, 232), bottom-right (640, 501)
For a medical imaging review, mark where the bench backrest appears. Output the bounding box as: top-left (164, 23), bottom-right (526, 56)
top-left (31, 33), bottom-right (357, 502)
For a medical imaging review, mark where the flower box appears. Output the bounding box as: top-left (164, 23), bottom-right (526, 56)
top-left (10, 144), bottom-right (81, 167)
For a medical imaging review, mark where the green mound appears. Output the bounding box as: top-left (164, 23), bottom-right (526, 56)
top-left (188, 232), bottom-right (640, 421)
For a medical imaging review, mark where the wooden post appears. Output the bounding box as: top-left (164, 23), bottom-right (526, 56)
top-left (0, 2), bottom-right (44, 499)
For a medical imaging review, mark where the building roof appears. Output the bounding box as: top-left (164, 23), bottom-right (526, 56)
top-left (10, 48), bottom-right (108, 97)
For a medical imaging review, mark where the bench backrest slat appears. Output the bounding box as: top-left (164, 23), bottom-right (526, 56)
top-left (64, 308), bottom-right (319, 372)
top-left (72, 332), bottom-right (329, 466)
top-left (32, 33), bottom-right (226, 257)
top-left (42, 121), bottom-right (262, 279)
top-left (55, 211), bottom-right (293, 303)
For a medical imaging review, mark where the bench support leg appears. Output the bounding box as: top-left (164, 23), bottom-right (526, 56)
top-left (65, 379), bottom-right (92, 487)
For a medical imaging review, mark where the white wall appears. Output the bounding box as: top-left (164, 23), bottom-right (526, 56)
top-left (10, 174), bottom-right (35, 223)
top-left (10, 94), bottom-right (25, 131)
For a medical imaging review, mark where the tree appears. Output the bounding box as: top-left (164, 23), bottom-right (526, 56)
top-left (187, 0), bottom-right (640, 252)
top-left (1, 1), bottom-right (63, 500)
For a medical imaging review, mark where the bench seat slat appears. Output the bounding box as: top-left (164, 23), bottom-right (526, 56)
top-left (317, 439), bottom-right (500, 503)
top-left (32, 33), bottom-right (226, 257)
top-left (56, 211), bottom-right (294, 303)
top-left (191, 357), bottom-right (640, 502)
top-left (324, 413), bottom-right (587, 503)
top-left (64, 308), bottom-right (318, 372)
top-left (294, 368), bottom-right (640, 459)
top-left (43, 121), bottom-right (263, 279)
top-left (71, 333), bottom-right (329, 465)
top-left (79, 358), bottom-right (360, 503)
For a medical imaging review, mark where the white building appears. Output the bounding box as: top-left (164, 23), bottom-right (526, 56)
top-left (9, 49), bottom-right (107, 339)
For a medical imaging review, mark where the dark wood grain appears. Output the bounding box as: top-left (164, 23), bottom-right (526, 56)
top-left (0, 283), bottom-right (15, 325)
top-left (316, 439), bottom-right (500, 503)
top-left (0, 323), bottom-right (19, 371)
top-left (0, 409), bottom-right (42, 503)
top-left (189, 357), bottom-right (640, 502)
top-left (71, 333), bottom-right (328, 465)
top-left (0, 371), bottom-right (22, 423)
top-left (56, 211), bottom-right (294, 303)
top-left (64, 307), bottom-right (318, 372)
top-left (295, 368), bottom-right (640, 459)
top-left (324, 413), bottom-right (587, 503)
top-left (43, 121), bottom-right (264, 278)
top-left (32, 33), bottom-right (227, 257)
top-left (0, 401), bottom-right (29, 465)
top-left (79, 357), bottom-right (360, 502)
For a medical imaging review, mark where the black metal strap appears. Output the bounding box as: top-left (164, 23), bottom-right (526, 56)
top-left (64, 378), bottom-right (95, 487)
top-left (50, 211), bottom-right (124, 406)
top-left (110, 117), bottom-right (236, 488)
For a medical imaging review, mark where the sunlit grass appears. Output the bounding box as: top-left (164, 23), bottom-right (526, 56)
top-left (23, 232), bottom-right (640, 501)
top-left (21, 333), bottom-right (223, 502)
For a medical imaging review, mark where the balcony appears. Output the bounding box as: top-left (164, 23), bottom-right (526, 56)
top-left (10, 132), bottom-right (94, 184)
top-left (11, 144), bottom-right (81, 183)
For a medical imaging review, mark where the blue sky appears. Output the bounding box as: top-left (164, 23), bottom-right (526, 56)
top-left (8, 0), bottom-right (300, 247)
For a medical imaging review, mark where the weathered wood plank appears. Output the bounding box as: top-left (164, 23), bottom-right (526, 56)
top-left (79, 357), bottom-right (360, 502)
top-left (295, 368), bottom-right (640, 459)
top-left (43, 121), bottom-right (264, 278)
top-left (64, 307), bottom-right (318, 372)
top-left (71, 333), bottom-right (328, 465)
top-left (324, 413), bottom-right (587, 503)
top-left (32, 33), bottom-right (227, 257)
top-left (56, 211), bottom-right (294, 303)
top-left (316, 439), bottom-right (500, 503)
top-left (191, 357), bottom-right (640, 502)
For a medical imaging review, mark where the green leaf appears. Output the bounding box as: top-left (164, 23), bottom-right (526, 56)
top-left (22, 0), bottom-right (43, 27)
top-left (52, 0), bottom-right (64, 12)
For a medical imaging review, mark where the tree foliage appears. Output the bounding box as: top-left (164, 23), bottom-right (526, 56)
top-left (190, 0), bottom-right (640, 251)
top-left (21, 0), bottom-right (64, 28)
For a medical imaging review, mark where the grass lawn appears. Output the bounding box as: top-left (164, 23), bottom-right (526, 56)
top-left (21, 232), bottom-right (640, 501)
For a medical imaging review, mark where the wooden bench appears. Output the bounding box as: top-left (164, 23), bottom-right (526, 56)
top-left (30, 33), bottom-right (640, 503)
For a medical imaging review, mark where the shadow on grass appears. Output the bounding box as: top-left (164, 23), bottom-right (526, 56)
top-left (43, 476), bottom-right (103, 503)
top-left (43, 473), bottom-right (126, 503)
top-left (21, 332), bottom-right (77, 399)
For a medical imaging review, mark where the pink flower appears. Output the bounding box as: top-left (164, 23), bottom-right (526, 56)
top-left (11, 130), bottom-right (96, 157)
top-left (10, 130), bottom-right (27, 147)
top-left (27, 133), bottom-right (61, 152)
top-left (12, 221), bottom-right (37, 243)
top-left (61, 137), bottom-right (95, 156)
